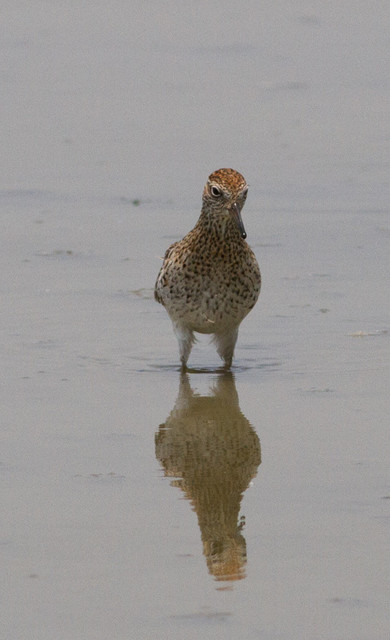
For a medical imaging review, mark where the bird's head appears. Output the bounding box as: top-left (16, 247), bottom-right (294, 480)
top-left (202, 168), bottom-right (249, 239)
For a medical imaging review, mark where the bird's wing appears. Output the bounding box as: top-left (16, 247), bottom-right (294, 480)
top-left (154, 242), bottom-right (179, 304)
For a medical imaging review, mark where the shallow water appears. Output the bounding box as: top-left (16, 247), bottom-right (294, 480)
top-left (2, 2), bottom-right (390, 639)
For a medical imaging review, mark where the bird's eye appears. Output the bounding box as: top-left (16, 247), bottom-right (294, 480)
top-left (242, 187), bottom-right (248, 198)
top-left (210, 185), bottom-right (222, 198)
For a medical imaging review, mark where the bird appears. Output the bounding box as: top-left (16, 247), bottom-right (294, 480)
top-left (154, 168), bottom-right (261, 369)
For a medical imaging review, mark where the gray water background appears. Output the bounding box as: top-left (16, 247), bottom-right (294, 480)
top-left (2, 2), bottom-right (390, 639)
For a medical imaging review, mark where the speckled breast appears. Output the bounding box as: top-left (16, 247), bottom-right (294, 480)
top-left (159, 254), bottom-right (261, 334)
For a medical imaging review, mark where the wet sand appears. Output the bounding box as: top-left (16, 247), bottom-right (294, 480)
top-left (2, 2), bottom-right (390, 639)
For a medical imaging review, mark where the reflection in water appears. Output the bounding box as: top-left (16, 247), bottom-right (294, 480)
top-left (155, 372), bottom-right (261, 582)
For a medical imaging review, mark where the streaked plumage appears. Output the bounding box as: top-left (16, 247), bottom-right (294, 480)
top-left (155, 168), bottom-right (261, 368)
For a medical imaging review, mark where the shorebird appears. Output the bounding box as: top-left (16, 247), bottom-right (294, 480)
top-left (154, 168), bottom-right (261, 368)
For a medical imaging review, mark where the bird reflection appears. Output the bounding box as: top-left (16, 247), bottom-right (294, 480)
top-left (155, 372), bottom-right (261, 582)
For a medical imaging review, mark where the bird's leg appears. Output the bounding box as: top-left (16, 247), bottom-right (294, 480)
top-left (173, 323), bottom-right (195, 368)
top-left (213, 328), bottom-right (238, 369)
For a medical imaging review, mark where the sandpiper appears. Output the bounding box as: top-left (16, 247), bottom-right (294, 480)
top-left (154, 168), bottom-right (261, 368)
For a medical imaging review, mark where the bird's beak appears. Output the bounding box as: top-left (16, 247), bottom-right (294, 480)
top-left (230, 202), bottom-right (247, 239)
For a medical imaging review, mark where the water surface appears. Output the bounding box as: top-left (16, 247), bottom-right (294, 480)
top-left (2, 2), bottom-right (389, 639)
